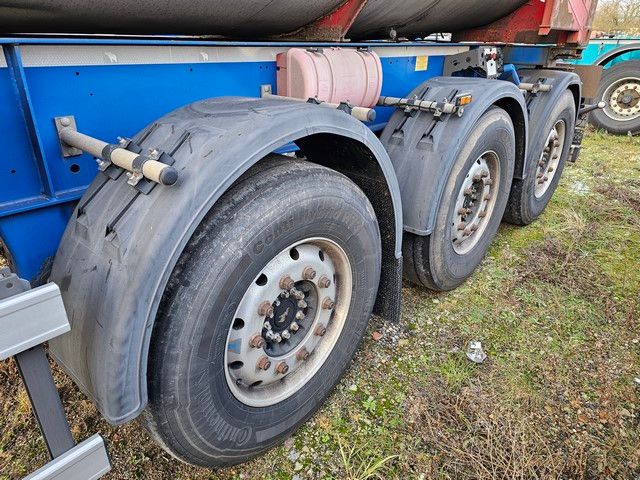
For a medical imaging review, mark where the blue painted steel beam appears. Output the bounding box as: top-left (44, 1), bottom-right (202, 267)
top-left (2, 45), bottom-right (54, 196)
top-left (0, 35), bottom-right (551, 281)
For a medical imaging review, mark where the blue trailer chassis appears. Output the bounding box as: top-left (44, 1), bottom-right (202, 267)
top-left (0, 37), bottom-right (556, 283)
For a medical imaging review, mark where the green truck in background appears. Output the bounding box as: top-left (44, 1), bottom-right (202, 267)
top-left (575, 36), bottom-right (640, 134)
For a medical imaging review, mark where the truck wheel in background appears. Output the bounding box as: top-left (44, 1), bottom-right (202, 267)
top-left (504, 90), bottom-right (576, 225)
top-left (589, 60), bottom-right (640, 135)
top-left (403, 107), bottom-right (515, 291)
top-left (143, 158), bottom-right (381, 467)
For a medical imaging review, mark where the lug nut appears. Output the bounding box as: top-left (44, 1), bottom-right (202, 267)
top-left (463, 228), bottom-right (472, 237)
top-left (457, 223), bottom-right (466, 231)
top-left (478, 209), bottom-right (487, 218)
top-left (295, 310), bottom-right (305, 320)
top-left (276, 361), bottom-right (289, 374)
top-left (314, 323), bottom-right (327, 336)
top-left (481, 170), bottom-right (489, 178)
top-left (484, 194), bottom-right (492, 201)
top-left (290, 321), bottom-right (300, 332)
top-left (318, 275), bottom-right (331, 288)
top-left (297, 299), bottom-right (308, 309)
top-left (281, 330), bottom-right (291, 340)
top-left (322, 298), bottom-right (335, 310)
top-left (296, 348), bottom-right (310, 362)
top-left (279, 275), bottom-right (295, 290)
top-left (458, 207), bottom-right (469, 215)
top-left (302, 267), bottom-right (317, 280)
top-left (464, 187), bottom-right (473, 195)
top-left (266, 331), bottom-right (282, 343)
top-left (258, 301), bottom-right (274, 318)
top-left (250, 334), bottom-right (266, 349)
top-left (257, 356), bottom-right (271, 371)
top-left (470, 223), bottom-right (479, 232)
top-left (473, 173), bottom-right (482, 181)
top-left (291, 288), bottom-right (305, 300)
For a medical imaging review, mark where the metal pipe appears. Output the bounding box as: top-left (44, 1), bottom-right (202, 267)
top-left (519, 82), bottom-right (553, 93)
top-left (263, 93), bottom-right (376, 123)
top-left (579, 101), bottom-right (606, 115)
top-left (59, 128), bottom-right (178, 186)
top-left (377, 96), bottom-right (460, 115)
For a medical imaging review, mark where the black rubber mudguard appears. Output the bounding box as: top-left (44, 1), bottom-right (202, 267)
top-left (380, 76), bottom-right (528, 236)
top-left (49, 97), bottom-right (403, 425)
top-left (517, 69), bottom-right (581, 175)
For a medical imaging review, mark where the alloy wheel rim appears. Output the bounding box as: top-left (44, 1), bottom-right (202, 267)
top-left (451, 150), bottom-right (500, 255)
top-left (224, 238), bottom-right (352, 407)
top-left (603, 77), bottom-right (640, 122)
top-left (535, 120), bottom-right (566, 198)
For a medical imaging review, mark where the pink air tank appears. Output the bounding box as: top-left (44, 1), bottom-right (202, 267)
top-left (276, 48), bottom-right (383, 108)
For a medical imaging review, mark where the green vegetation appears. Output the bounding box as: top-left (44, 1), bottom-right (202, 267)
top-left (1, 131), bottom-right (639, 479)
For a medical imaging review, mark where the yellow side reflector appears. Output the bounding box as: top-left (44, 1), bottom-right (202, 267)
top-left (415, 56), bottom-right (428, 72)
top-left (456, 94), bottom-right (473, 106)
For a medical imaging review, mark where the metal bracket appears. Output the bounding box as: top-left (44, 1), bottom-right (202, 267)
top-left (0, 270), bottom-right (110, 477)
top-left (0, 266), bottom-right (31, 301)
top-left (261, 84), bottom-right (273, 97)
top-left (260, 84), bottom-right (376, 122)
top-left (54, 118), bottom-right (179, 188)
top-left (519, 81), bottom-right (553, 94)
top-left (377, 94), bottom-right (468, 118)
top-left (129, 149), bottom-right (177, 195)
top-left (444, 46), bottom-right (503, 79)
top-left (23, 434), bottom-right (111, 480)
top-left (53, 116), bottom-right (82, 157)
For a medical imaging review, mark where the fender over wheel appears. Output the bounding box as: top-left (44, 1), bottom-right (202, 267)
top-left (403, 107), bottom-right (516, 291)
top-left (504, 90), bottom-right (576, 226)
top-left (143, 157), bottom-right (381, 467)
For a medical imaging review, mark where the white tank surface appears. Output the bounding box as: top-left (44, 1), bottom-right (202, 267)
top-left (350, 0), bottom-right (529, 39)
top-left (0, 0), bottom-right (528, 39)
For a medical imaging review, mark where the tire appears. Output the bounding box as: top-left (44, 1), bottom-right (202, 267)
top-left (504, 90), bottom-right (576, 226)
top-left (589, 60), bottom-right (640, 135)
top-left (403, 107), bottom-right (515, 291)
top-left (143, 157), bottom-right (381, 467)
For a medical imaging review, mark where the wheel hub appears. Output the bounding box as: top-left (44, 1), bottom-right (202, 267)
top-left (451, 151), bottom-right (500, 255)
top-left (603, 77), bottom-right (640, 122)
top-left (224, 239), bottom-right (352, 407)
top-left (262, 281), bottom-right (317, 356)
top-left (535, 120), bottom-right (565, 198)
